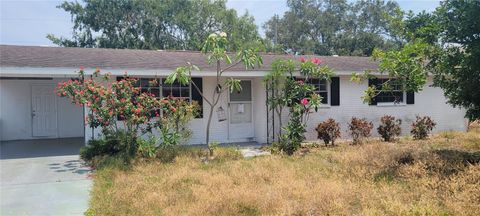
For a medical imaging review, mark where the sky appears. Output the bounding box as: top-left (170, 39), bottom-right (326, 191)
top-left (0, 0), bottom-right (441, 46)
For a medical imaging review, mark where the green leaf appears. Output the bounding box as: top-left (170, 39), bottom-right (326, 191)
top-left (225, 78), bottom-right (242, 93)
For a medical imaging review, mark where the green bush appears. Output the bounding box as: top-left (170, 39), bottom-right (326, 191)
top-left (411, 115), bottom-right (437, 140)
top-left (377, 115), bottom-right (402, 142)
top-left (80, 138), bottom-right (123, 162)
top-left (137, 136), bottom-right (158, 159)
top-left (316, 118), bottom-right (341, 146)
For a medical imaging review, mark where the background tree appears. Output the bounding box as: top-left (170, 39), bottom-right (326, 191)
top-left (48, 0), bottom-right (263, 51)
top-left (355, 0), bottom-right (480, 121)
top-left (263, 0), bottom-right (401, 56)
top-left (429, 0), bottom-right (480, 121)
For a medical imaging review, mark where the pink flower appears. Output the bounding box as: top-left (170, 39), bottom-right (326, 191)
top-left (310, 57), bottom-right (322, 65)
top-left (134, 108), bottom-right (142, 114)
top-left (79, 66), bottom-right (85, 71)
top-left (297, 80), bottom-right (304, 85)
top-left (300, 98), bottom-right (309, 106)
top-left (299, 57), bottom-right (306, 63)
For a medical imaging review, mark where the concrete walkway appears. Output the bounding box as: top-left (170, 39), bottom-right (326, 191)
top-left (239, 147), bottom-right (271, 158)
top-left (1, 138), bottom-right (92, 216)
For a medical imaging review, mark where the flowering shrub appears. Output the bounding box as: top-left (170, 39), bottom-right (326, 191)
top-left (348, 117), bottom-right (373, 144)
top-left (377, 115), bottom-right (402, 142)
top-left (411, 115), bottom-right (436, 140)
top-left (57, 68), bottom-right (197, 159)
top-left (316, 118), bottom-right (341, 146)
top-left (267, 57), bottom-right (334, 155)
top-left (156, 98), bottom-right (199, 147)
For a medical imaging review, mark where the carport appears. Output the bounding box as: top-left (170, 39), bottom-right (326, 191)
top-left (0, 76), bottom-right (85, 142)
top-left (0, 138), bottom-right (91, 215)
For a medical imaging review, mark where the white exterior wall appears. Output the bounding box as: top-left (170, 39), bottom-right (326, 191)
top-left (84, 77), bottom-right (268, 145)
top-left (175, 77), bottom-right (270, 144)
top-left (0, 79), bottom-right (84, 141)
top-left (278, 76), bottom-right (467, 141)
top-left (81, 74), bottom-right (467, 145)
top-left (252, 78), bottom-right (269, 144)
top-left (1, 74), bottom-right (466, 144)
top-left (188, 77), bottom-right (268, 144)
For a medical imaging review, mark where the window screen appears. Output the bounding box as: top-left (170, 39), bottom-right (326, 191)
top-left (230, 80), bottom-right (252, 101)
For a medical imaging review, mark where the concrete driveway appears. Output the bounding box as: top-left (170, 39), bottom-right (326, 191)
top-left (1, 138), bottom-right (92, 216)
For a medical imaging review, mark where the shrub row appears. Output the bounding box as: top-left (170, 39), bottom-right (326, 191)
top-left (316, 115), bottom-right (436, 145)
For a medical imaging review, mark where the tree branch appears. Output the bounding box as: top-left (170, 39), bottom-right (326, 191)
top-left (191, 80), bottom-right (212, 106)
top-left (219, 60), bottom-right (243, 75)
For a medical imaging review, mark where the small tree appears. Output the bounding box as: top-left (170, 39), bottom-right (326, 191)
top-left (377, 115), bottom-right (402, 142)
top-left (266, 57), bottom-right (335, 155)
top-left (166, 32), bottom-right (262, 156)
top-left (264, 59), bottom-right (296, 138)
top-left (351, 41), bottom-right (430, 104)
top-left (316, 118), bottom-right (341, 146)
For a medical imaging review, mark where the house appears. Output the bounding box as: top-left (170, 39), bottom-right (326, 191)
top-left (0, 45), bottom-right (467, 145)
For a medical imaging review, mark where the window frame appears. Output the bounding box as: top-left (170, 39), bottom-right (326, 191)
top-left (375, 78), bottom-right (406, 106)
top-left (305, 78), bottom-right (330, 105)
top-left (160, 78), bottom-right (192, 101)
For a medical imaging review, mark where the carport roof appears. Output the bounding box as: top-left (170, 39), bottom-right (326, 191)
top-left (0, 45), bottom-right (378, 73)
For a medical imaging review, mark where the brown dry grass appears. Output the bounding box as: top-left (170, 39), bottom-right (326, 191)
top-left (87, 131), bottom-right (480, 216)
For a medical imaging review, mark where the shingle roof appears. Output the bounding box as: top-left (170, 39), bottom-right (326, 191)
top-left (0, 45), bottom-right (378, 72)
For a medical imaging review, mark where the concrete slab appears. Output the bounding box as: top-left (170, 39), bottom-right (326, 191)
top-left (1, 138), bottom-right (85, 160)
top-left (1, 138), bottom-right (91, 216)
top-left (239, 148), bottom-right (271, 158)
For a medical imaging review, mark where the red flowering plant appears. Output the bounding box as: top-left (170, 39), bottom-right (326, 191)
top-left (56, 68), bottom-right (163, 156)
top-left (266, 57), bottom-right (334, 155)
top-left (155, 97), bottom-right (199, 147)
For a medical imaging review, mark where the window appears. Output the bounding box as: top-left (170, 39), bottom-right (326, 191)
top-left (307, 78), bottom-right (329, 104)
top-left (116, 77), bottom-right (203, 118)
top-left (138, 78), bottom-right (160, 98)
top-left (375, 79), bottom-right (405, 104)
top-left (161, 79), bottom-right (190, 100)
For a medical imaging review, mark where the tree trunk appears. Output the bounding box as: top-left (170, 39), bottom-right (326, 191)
top-left (205, 104), bottom-right (215, 156)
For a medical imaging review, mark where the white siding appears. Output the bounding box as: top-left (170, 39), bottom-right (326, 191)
top-left (84, 77), bottom-right (266, 145)
top-left (278, 76), bottom-right (467, 141)
top-left (0, 79), bottom-right (84, 141)
top-left (81, 75), bottom-right (468, 145)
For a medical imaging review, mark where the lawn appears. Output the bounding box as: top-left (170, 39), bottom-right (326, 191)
top-left (87, 130), bottom-right (480, 215)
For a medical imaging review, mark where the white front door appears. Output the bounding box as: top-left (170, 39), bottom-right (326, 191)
top-left (31, 85), bottom-right (57, 137)
top-left (228, 80), bottom-right (254, 141)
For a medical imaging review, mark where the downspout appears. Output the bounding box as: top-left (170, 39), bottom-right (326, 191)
top-left (266, 83), bottom-right (269, 145)
top-left (90, 74), bottom-right (94, 141)
top-left (80, 74), bottom-right (88, 145)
